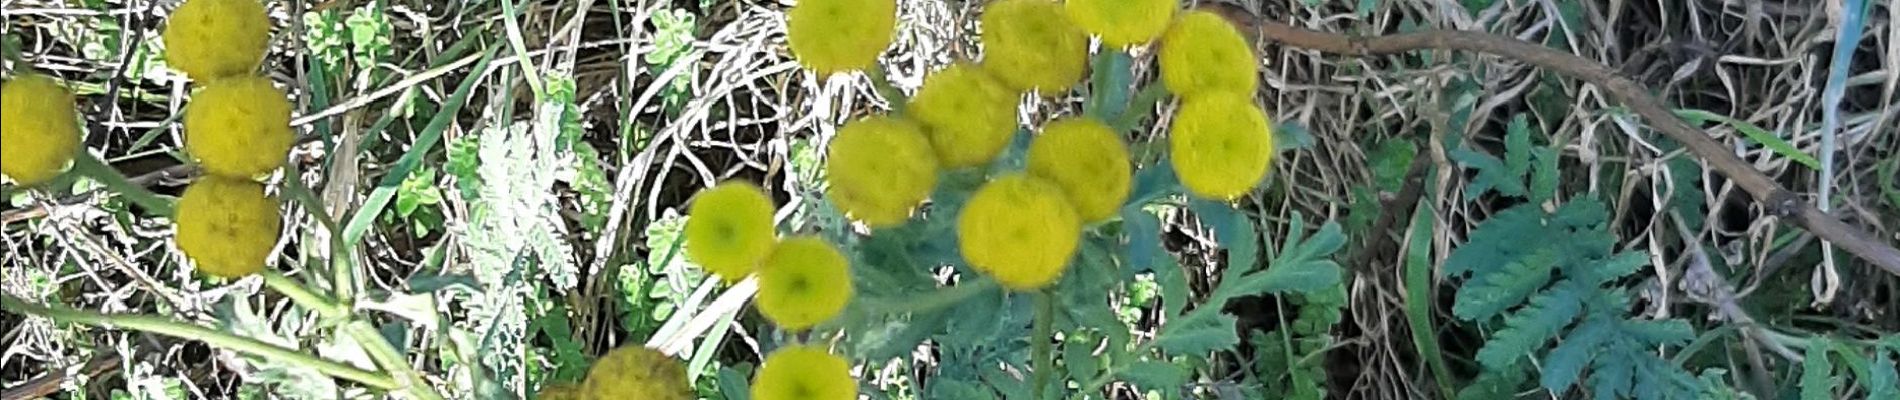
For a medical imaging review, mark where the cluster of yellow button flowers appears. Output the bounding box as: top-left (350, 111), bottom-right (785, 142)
top-left (679, 181), bottom-right (860, 399)
top-left (162, 0), bottom-right (292, 279)
top-left (688, 0), bottom-right (1279, 396)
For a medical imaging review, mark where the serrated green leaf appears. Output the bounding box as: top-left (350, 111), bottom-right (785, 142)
top-left (931, 380), bottom-right (997, 400)
top-left (1156, 309), bottom-right (1240, 355)
top-left (1453, 251), bottom-right (1556, 321)
top-left (1674, 109), bottom-right (1821, 170)
top-left (1530, 147), bottom-right (1560, 204)
top-left (1064, 338), bottom-right (1101, 383)
top-left (1541, 317), bottom-right (1612, 392)
top-left (1155, 260), bottom-right (1191, 318)
top-left (1505, 114), bottom-right (1534, 179)
top-left (1475, 283), bottom-right (1584, 370)
top-left (1450, 147), bottom-right (1527, 199)
top-left (1122, 206), bottom-right (1164, 273)
top-left (1803, 338), bottom-right (1837, 400)
top-left (1456, 367), bottom-right (1528, 400)
top-left (1870, 350), bottom-right (1896, 400)
top-left (1444, 204), bottom-right (1547, 277)
top-left (1274, 121), bottom-right (1316, 152)
top-left (717, 366), bottom-right (752, 400)
top-left (1120, 361), bottom-right (1189, 394)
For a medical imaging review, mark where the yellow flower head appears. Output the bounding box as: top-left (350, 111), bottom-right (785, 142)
top-left (787, 0), bottom-right (897, 76)
top-left (1065, 0), bottom-right (1177, 48)
top-left (1159, 11), bottom-right (1257, 97)
top-left (185, 76), bottom-right (293, 179)
top-left (757, 236), bottom-right (854, 331)
top-left (581, 346), bottom-right (691, 400)
top-left (752, 345), bottom-right (857, 400)
top-left (175, 177), bottom-right (281, 278)
top-left (1170, 92), bottom-right (1274, 201)
top-left (957, 174), bottom-right (1081, 290)
top-left (162, 0), bottom-right (271, 81)
top-left (980, 0), bottom-right (1089, 93)
top-left (909, 63), bottom-right (1020, 168)
top-left (1, 74), bottom-right (81, 186)
top-left (1026, 117), bottom-right (1130, 223)
top-left (825, 116), bottom-right (938, 228)
top-left (685, 182), bottom-right (778, 282)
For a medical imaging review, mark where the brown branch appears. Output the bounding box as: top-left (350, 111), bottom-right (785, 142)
top-left (1209, 5), bottom-right (1900, 275)
top-left (1, 353), bottom-right (120, 400)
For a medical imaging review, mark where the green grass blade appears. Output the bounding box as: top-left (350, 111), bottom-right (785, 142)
top-left (1403, 203), bottom-right (1455, 399)
top-left (1673, 109), bottom-right (1822, 170)
top-left (342, 45), bottom-right (499, 245)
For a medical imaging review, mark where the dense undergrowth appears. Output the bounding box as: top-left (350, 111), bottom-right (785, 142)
top-left (2, 0), bottom-right (1898, 399)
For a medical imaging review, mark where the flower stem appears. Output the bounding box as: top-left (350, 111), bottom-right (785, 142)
top-left (259, 270), bottom-right (346, 318)
top-left (1032, 290), bottom-right (1056, 400)
top-left (343, 321), bottom-right (445, 400)
top-left (0, 293), bottom-right (399, 390)
top-left (867, 65), bottom-right (909, 115)
top-left (68, 152), bottom-right (173, 217)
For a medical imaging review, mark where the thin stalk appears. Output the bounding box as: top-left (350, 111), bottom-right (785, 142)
top-left (259, 270), bottom-right (346, 318)
top-left (866, 65), bottom-right (909, 114)
top-left (1032, 291), bottom-right (1056, 400)
top-left (0, 293), bottom-right (398, 390)
top-left (69, 151), bottom-right (173, 216)
top-left (344, 321), bottom-right (444, 400)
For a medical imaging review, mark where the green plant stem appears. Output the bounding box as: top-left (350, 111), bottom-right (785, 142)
top-left (867, 65), bottom-right (908, 114)
top-left (68, 151), bottom-right (173, 217)
top-left (0, 293), bottom-right (399, 390)
top-left (343, 321), bottom-right (444, 400)
top-left (260, 270), bottom-right (346, 318)
top-left (1032, 291), bottom-right (1056, 400)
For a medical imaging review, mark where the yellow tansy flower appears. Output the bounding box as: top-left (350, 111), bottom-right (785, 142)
top-left (980, 0), bottom-right (1089, 93)
top-left (1158, 10), bottom-right (1257, 97)
top-left (685, 182), bottom-right (779, 282)
top-left (787, 0), bottom-right (898, 76)
top-left (825, 116), bottom-right (939, 228)
top-left (1026, 117), bottom-right (1130, 223)
top-left (958, 174), bottom-right (1081, 290)
top-left (909, 63), bottom-right (1020, 168)
top-left (752, 345), bottom-right (857, 400)
top-left (162, 0), bottom-right (272, 81)
top-left (581, 346), bottom-right (691, 400)
top-left (175, 177), bottom-right (281, 278)
top-left (1065, 0), bottom-right (1177, 48)
top-left (1169, 92), bottom-right (1274, 201)
top-left (184, 76), bottom-right (294, 179)
top-left (1, 74), bottom-right (81, 186)
top-left (757, 236), bottom-right (854, 331)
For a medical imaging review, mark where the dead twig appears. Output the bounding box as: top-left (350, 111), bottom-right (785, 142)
top-left (1209, 5), bottom-right (1900, 275)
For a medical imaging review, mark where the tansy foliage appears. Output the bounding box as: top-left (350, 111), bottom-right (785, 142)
top-left (757, 236), bottom-right (854, 331)
top-left (184, 76), bottom-right (294, 179)
top-left (908, 63), bottom-right (1021, 168)
top-left (1446, 199), bottom-right (1702, 399)
top-left (957, 174), bottom-right (1081, 290)
top-left (684, 182), bottom-right (778, 282)
top-left (1064, 0), bottom-right (1177, 48)
top-left (1026, 117), bottom-right (1130, 223)
top-left (173, 176), bottom-right (282, 279)
top-left (0, 74), bottom-right (81, 186)
top-left (1169, 92), bottom-right (1274, 200)
top-left (1159, 10), bottom-right (1258, 97)
top-left (980, 0), bottom-right (1089, 94)
top-left (581, 346), bottom-right (691, 400)
top-left (162, 0), bottom-right (272, 81)
top-left (825, 115), bottom-right (938, 228)
top-left (752, 345), bottom-right (857, 400)
top-left (785, 0), bottom-right (897, 76)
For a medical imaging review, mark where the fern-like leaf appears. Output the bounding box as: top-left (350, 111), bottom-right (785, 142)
top-left (1541, 316), bottom-right (1612, 392)
top-left (1475, 283), bottom-right (1584, 370)
top-left (1453, 250), bottom-right (1557, 321)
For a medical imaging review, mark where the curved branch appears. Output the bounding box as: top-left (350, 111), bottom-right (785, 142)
top-left (1210, 5), bottom-right (1900, 275)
